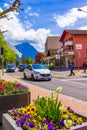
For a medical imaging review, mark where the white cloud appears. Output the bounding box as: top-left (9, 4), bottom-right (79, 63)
top-left (0, 12), bottom-right (51, 52)
top-left (25, 6), bottom-right (39, 17)
top-left (54, 6), bottom-right (87, 28)
top-left (29, 13), bottom-right (39, 17)
top-left (25, 6), bottom-right (31, 13)
top-left (23, 20), bottom-right (33, 30)
top-left (4, 3), bottom-right (10, 8)
top-left (0, 8), bottom-right (3, 12)
top-left (79, 26), bottom-right (87, 30)
top-left (25, 28), bottom-right (51, 51)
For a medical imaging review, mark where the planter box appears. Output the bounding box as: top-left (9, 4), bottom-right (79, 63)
top-left (0, 92), bottom-right (30, 123)
top-left (2, 112), bottom-right (87, 130)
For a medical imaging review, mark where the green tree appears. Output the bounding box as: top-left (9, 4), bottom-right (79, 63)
top-left (0, 34), bottom-right (16, 65)
top-left (25, 57), bottom-right (33, 65)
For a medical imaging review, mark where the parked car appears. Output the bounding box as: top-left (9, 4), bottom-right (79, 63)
top-left (23, 64), bottom-right (52, 81)
top-left (18, 64), bottom-right (27, 72)
top-left (6, 64), bottom-right (16, 72)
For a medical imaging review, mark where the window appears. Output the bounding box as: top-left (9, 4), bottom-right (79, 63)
top-left (28, 65), bottom-right (32, 70)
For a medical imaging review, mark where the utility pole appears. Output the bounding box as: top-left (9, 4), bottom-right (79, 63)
top-left (0, 46), bottom-right (4, 75)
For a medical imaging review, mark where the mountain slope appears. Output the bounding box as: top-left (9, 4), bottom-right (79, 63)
top-left (15, 41), bottom-right (38, 60)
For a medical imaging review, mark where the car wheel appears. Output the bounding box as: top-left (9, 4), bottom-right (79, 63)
top-left (23, 73), bottom-right (27, 79)
top-left (31, 74), bottom-right (34, 81)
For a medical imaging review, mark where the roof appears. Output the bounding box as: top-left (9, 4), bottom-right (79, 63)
top-left (60, 30), bottom-right (87, 41)
top-left (46, 36), bottom-right (62, 49)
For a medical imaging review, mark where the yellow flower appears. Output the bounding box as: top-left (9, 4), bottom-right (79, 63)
top-left (38, 116), bottom-right (42, 120)
top-left (32, 119), bottom-right (36, 124)
top-left (20, 108), bottom-right (27, 114)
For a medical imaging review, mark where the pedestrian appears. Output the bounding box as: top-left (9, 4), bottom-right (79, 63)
top-left (69, 62), bottom-right (75, 76)
top-left (83, 62), bottom-right (87, 73)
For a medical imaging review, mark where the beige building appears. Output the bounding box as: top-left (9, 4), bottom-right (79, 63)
top-left (45, 36), bottom-right (63, 66)
top-left (45, 36), bottom-right (62, 56)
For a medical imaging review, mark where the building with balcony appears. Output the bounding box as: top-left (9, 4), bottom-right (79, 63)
top-left (60, 30), bottom-right (87, 68)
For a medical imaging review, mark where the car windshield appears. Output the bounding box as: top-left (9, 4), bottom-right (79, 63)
top-left (7, 64), bottom-right (14, 68)
top-left (20, 64), bottom-right (27, 67)
top-left (32, 64), bottom-right (47, 69)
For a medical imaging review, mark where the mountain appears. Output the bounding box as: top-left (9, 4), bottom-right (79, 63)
top-left (15, 41), bottom-right (38, 60)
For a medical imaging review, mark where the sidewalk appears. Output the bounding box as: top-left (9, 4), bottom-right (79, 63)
top-left (0, 70), bottom-right (87, 116)
top-left (52, 69), bottom-right (87, 78)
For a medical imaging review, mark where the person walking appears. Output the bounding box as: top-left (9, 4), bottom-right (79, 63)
top-left (83, 62), bottom-right (87, 73)
top-left (69, 62), bottom-right (75, 76)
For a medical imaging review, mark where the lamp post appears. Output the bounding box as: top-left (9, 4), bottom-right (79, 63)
top-left (78, 8), bottom-right (87, 13)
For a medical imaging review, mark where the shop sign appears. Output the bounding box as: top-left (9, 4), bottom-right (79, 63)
top-left (76, 44), bottom-right (82, 50)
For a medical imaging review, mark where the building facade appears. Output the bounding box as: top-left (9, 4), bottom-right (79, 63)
top-left (60, 30), bottom-right (87, 68)
top-left (45, 36), bottom-right (62, 66)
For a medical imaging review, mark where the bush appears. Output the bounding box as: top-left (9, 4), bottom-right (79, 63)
top-left (48, 65), bottom-right (54, 70)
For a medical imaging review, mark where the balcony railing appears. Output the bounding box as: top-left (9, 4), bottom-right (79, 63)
top-left (64, 41), bottom-right (73, 46)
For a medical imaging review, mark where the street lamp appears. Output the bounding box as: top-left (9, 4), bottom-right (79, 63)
top-left (78, 8), bottom-right (87, 13)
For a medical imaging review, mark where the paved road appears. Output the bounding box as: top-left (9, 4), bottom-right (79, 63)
top-left (6, 71), bottom-right (87, 102)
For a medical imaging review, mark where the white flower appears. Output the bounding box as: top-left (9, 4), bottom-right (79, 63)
top-left (55, 87), bottom-right (62, 93)
top-left (64, 119), bottom-right (73, 128)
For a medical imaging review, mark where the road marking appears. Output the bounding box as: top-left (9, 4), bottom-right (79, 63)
top-left (61, 77), bottom-right (87, 81)
top-left (13, 75), bottom-right (20, 78)
top-left (61, 78), bottom-right (87, 85)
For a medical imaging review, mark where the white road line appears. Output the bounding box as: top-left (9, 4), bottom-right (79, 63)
top-left (61, 78), bottom-right (87, 81)
top-left (61, 79), bottom-right (87, 85)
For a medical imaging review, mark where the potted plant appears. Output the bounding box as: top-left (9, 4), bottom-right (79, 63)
top-left (0, 80), bottom-right (30, 123)
top-left (2, 87), bottom-right (87, 130)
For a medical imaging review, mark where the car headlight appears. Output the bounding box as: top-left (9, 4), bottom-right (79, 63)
top-left (34, 71), bottom-right (40, 74)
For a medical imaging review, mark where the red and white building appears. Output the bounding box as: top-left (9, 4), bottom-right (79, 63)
top-left (60, 30), bottom-right (87, 68)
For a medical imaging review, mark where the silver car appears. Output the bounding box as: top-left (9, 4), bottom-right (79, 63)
top-left (23, 64), bottom-right (52, 81)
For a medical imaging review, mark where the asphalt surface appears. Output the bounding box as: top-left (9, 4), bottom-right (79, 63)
top-left (4, 69), bottom-right (87, 102)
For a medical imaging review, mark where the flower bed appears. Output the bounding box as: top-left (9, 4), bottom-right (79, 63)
top-left (0, 80), bottom-right (28, 95)
top-left (2, 87), bottom-right (87, 130)
top-left (0, 80), bottom-right (30, 123)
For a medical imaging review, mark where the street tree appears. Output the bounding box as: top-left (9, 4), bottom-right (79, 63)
top-left (25, 57), bottom-right (33, 65)
top-left (35, 52), bottom-right (45, 63)
top-left (0, 34), bottom-right (16, 65)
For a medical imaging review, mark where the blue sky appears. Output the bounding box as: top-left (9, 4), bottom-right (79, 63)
top-left (0, 0), bottom-right (87, 52)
